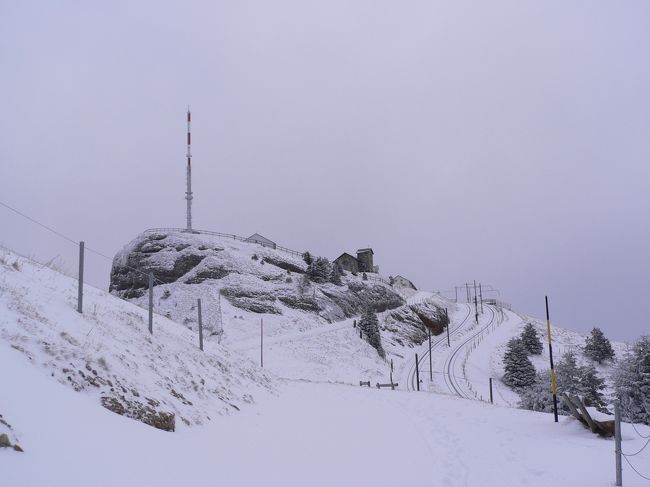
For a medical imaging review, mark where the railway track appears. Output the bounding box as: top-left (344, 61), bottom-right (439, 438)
top-left (404, 304), bottom-right (472, 391)
top-left (443, 306), bottom-right (498, 398)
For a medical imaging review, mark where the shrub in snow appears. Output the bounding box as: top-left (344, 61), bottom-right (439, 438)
top-left (362, 272), bottom-right (368, 281)
top-left (519, 370), bottom-right (555, 413)
top-left (520, 323), bottom-right (543, 355)
top-left (614, 336), bottom-right (650, 425)
top-left (302, 251), bottom-right (313, 266)
top-left (251, 254), bottom-right (259, 261)
top-left (503, 338), bottom-right (536, 388)
top-left (359, 308), bottom-right (385, 359)
top-left (583, 327), bottom-right (615, 364)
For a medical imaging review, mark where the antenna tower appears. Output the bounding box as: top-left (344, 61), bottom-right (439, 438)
top-left (185, 108), bottom-right (193, 231)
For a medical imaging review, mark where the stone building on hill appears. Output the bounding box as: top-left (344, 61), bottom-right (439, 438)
top-left (334, 248), bottom-right (378, 274)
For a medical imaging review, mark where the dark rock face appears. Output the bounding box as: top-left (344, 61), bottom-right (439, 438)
top-left (101, 396), bottom-right (175, 432)
top-left (184, 266), bottom-right (230, 284)
top-left (321, 282), bottom-right (404, 318)
top-left (278, 295), bottom-right (321, 312)
top-left (110, 233), bottom-right (213, 299)
top-left (383, 302), bottom-right (448, 347)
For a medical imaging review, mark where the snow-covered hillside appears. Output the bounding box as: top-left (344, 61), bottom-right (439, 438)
top-left (0, 250), bottom-right (275, 432)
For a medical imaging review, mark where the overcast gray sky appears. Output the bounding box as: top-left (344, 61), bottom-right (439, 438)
top-left (2, 1), bottom-right (649, 341)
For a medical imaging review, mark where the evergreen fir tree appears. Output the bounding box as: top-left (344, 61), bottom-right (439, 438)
top-left (555, 351), bottom-right (581, 397)
top-left (614, 336), bottom-right (650, 425)
top-left (584, 327), bottom-right (615, 364)
top-left (520, 323), bottom-right (543, 355)
top-left (329, 263), bottom-right (342, 285)
top-left (302, 251), bottom-right (313, 266)
top-left (578, 364), bottom-right (607, 412)
top-left (306, 257), bottom-right (332, 283)
top-left (358, 308), bottom-right (385, 358)
top-left (503, 338), bottom-right (536, 388)
top-left (362, 272), bottom-right (368, 281)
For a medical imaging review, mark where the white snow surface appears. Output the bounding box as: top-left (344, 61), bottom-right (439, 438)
top-left (2, 248), bottom-right (650, 486)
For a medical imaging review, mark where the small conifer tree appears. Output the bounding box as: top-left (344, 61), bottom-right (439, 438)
top-left (520, 323), bottom-right (543, 355)
top-left (329, 263), bottom-right (342, 285)
top-left (358, 308), bottom-right (385, 358)
top-left (614, 336), bottom-right (650, 425)
top-left (503, 338), bottom-right (536, 388)
top-left (583, 327), bottom-right (615, 364)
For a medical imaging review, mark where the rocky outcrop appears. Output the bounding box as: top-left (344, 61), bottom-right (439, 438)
top-left (110, 230), bottom-right (405, 327)
top-left (101, 396), bottom-right (175, 432)
top-left (382, 302), bottom-right (449, 347)
top-left (0, 414), bottom-right (23, 452)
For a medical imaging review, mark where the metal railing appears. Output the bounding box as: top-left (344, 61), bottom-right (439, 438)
top-left (143, 227), bottom-right (304, 258)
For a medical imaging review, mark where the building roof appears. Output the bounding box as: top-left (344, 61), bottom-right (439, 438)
top-left (246, 233), bottom-right (276, 245)
top-left (334, 252), bottom-right (358, 262)
top-left (356, 248), bottom-right (374, 255)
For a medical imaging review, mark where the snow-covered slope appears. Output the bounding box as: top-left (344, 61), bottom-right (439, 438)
top-left (0, 250), bottom-right (275, 432)
top-left (3, 341), bottom-right (649, 487)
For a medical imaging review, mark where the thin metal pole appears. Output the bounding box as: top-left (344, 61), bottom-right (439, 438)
top-left (197, 298), bottom-right (203, 351)
top-left (479, 283), bottom-right (484, 314)
top-left (489, 378), bottom-right (493, 404)
top-left (466, 283), bottom-right (470, 302)
top-left (148, 273), bottom-right (154, 334)
top-left (415, 353), bottom-right (420, 391)
top-left (614, 400), bottom-right (622, 486)
top-left (455, 286), bottom-right (458, 303)
top-left (474, 280), bottom-right (478, 323)
top-left (446, 308), bottom-right (450, 346)
top-left (428, 328), bottom-right (433, 381)
top-left (260, 317), bottom-right (264, 368)
top-left (545, 296), bottom-right (558, 422)
top-left (77, 241), bottom-right (84, 313)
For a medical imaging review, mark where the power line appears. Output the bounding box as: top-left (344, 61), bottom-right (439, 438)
top-left (0, 199), bottom-right (166, 285)
top-left (631, 421), bottom-right (650, 439)
top-left (623, 454), bottom-right (650, 481)
top-left (0, 200), bottom-right (79, 246)
top-left (623, 436), bottom-right (650, 457)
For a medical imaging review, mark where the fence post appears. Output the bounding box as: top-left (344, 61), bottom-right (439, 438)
top-left (77, 241), bottom-right (84, 313)
top-left (148, 273), bottom-right (153, 334)
top-left (415, 353), bottom-right (420, 391)
top-left (197, 298), bottom-right (203, 351)
top-left (489, 378), bottom-right (493, 404)
top-left (615, 400), bottom-right (622, 486)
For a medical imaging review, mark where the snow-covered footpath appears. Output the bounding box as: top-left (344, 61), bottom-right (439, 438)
top-left (2, 249), bottom-right (649, 486)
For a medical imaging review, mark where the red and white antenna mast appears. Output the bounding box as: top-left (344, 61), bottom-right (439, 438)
top-left (185, 107), bottom-right (193, 231)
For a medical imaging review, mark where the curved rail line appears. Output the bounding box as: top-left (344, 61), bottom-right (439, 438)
top-left (405, 304), bottom-right (473, 391)
top-left (443, 306), bottom-right (497, 398)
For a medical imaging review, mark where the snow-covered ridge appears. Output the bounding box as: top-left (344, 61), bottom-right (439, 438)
top-left (0, 249), bottom-right (276, 432)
